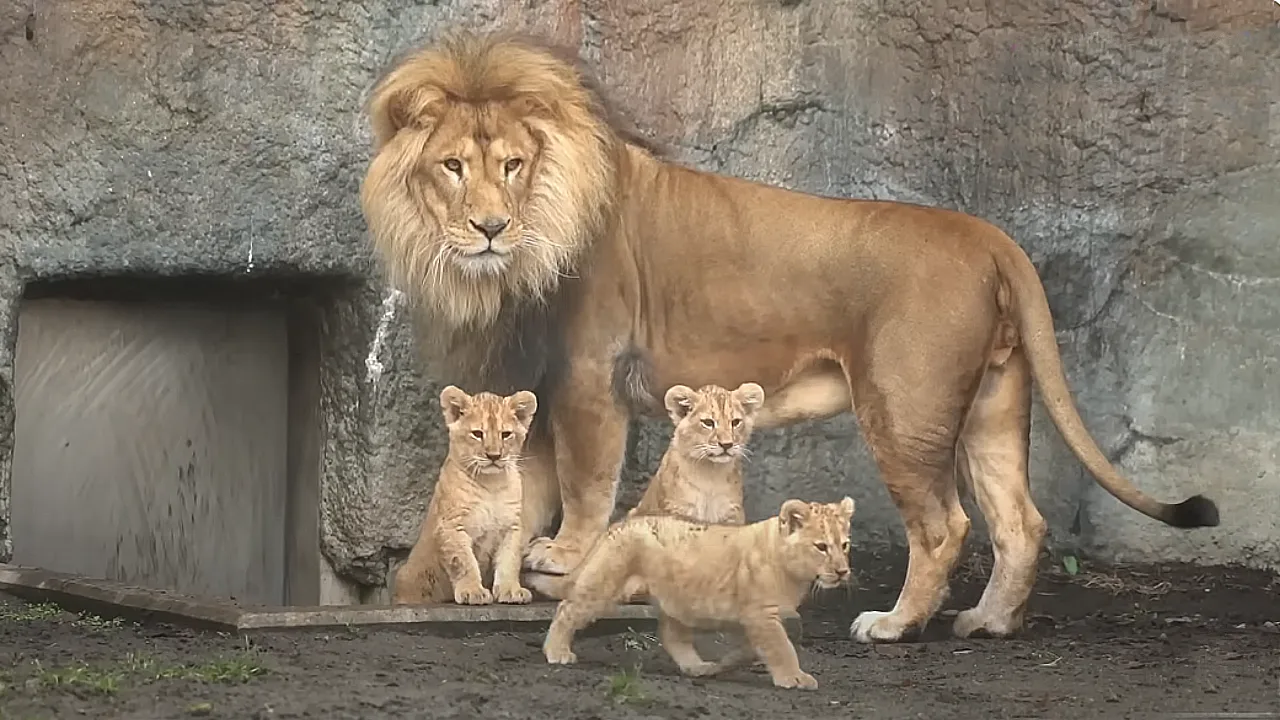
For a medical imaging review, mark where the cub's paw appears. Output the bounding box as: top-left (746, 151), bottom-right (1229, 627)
top-left (494, 585), bottom-right (533, 605)
top-left (543, 645), bottom-right (577, 665)
top-left (453, 584), bottom-right (494, 605)
top-left (524, 537), bottom-right (583, 575)
top-left (679, 661), bottom-right (721, 678)
top-left (772, 670), bottom-right (818, 690)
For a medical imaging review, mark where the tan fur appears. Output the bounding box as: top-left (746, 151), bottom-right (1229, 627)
top-left (541, 498), bottom-right (855, 690)
top-left (392, 386), bottom-right (538, 606)
top-left (361, 33), bottom-right (1218, 644)
top-left (630, 382), bottom-right (764, 524)
top-left (525, 382), bottom-right (764, 602)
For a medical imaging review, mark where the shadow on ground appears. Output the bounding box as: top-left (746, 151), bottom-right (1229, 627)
top-left (1, 551), bottom-right (1277, 720)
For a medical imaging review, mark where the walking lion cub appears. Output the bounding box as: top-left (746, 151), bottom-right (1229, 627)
top-left (542, 497), bottom-right (856, 690)
top-left (392, 386), bottom-right (537, 606)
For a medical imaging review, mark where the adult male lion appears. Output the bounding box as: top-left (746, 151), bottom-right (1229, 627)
top-left (358, 31), bottom-right (1219, 643)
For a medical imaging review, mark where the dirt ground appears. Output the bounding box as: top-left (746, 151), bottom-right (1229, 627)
top-left (2, 551), bottom-right (1278, 720)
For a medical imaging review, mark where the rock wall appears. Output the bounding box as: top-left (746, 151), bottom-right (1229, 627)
top-left (1, 0), bottom-right (1277, 591)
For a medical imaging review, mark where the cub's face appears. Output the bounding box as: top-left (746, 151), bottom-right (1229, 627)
top-left (411, 105), bottom-right (541, 277)
top-left (664, 383), bottom-right (766, 464)
top-left (778, 497), bottom-right (855, 589)
top-left (439, 385), bottom-right (538, 475)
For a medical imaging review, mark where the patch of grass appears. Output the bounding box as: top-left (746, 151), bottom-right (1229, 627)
top-left (72, 613), bottom-right (128, 631)
top-left (31, 660), bottom-right (124, 695)
top-left (0, 602), bottom-right (66, 623)
top-left (125, 651), bottom-right (269, 684)
top-left (20, 650), bottom-right (267, 698)
top-left (606, 665), bottom-right (647, 705)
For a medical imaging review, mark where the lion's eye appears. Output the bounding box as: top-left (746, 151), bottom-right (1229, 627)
top-left (470, 429), bottom-right (483, 440)
top-left (700, 418), bottom-right (715, 429)
top-left (731, 418), bottom-right (742, 428)
top-left (814, 542), bottom-right (828, 553)
top-left (841, 541), bottom-right (849, 552)
top-left (504, 157), bottom-right (523, 175)
top-left (501, 430), bottom-right (513, 440)
top-left (443, 158), bottom-right (463, 175)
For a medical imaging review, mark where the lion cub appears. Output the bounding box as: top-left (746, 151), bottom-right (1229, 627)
top-left (542, 497), bottom-right (856, 690)
top-left (629, 382), bottom-right (765, 525)
top-left (392, 386), bottom-right (537, 606)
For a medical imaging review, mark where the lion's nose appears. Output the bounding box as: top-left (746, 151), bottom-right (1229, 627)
top-left (486, 452), bottom-right (502, 462)
top-left (718, 442), bottom-right (734, 451)
top-left (836, 568), bottom-right (850, 579)
top-left (470, 216), bottom-right (510, 240)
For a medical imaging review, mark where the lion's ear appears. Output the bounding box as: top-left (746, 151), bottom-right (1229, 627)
top-left (663, 385), bottom-right (697, 424)
top-left (732, 382), bottom-right (766, 415)
top-left (368, 83), bottom-right (446, 148)
top-left (439, 385), bottom-right (472, 425)
top-left (507, 390), bottom-right (538, 429)
top-left (779, 499), bottom-right (810, 534)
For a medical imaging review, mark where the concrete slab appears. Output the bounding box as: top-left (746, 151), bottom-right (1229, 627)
top-left (0, 564), bottom-right (662, 637)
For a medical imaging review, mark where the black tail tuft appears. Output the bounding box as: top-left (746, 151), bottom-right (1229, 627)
top-left (1166, 494), bottom-right (1220, 528)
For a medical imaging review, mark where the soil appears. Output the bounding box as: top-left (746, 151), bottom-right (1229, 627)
top-left (2, 551), bottom-right (1278, 720)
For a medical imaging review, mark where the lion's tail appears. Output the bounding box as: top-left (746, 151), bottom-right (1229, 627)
top-left (993, 240), bottom-right (1219, 529)
top-left (610, 345), bottom-right (664, 415)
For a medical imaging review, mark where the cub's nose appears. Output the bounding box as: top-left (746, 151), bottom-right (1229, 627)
top-left (718, 441), bottom-right (734, 451)
top-left (836, 568), bottom-right (850, 579)
top-left (470, 216), bottom-right (510, 240)
top-left (486, 452), bottom-right (502, 462)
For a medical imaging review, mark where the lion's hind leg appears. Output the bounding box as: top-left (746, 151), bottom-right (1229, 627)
top-left (952, 348), bottom-right (1047, 639)
top-left (846, 314), bottom-right (987, 644)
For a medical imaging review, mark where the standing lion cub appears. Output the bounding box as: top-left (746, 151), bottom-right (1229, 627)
top-left (392, 386), bottom-right (537, 606)
top-left (630, 382), bottom-right (765, 525)
top-left (541, 497), bottom-right (856, 690)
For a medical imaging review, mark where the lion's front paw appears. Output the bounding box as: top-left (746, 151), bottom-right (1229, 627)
top-left (494, 584), bottom-right (533, 605)
top-left (771, 670), bottom-right (818, 690)
top-left (453, 584), bottom-right (494, 605)
top-left (679, 661), bottom-right (721, 678)
top-left (524, 537), bottom-right (584, 575)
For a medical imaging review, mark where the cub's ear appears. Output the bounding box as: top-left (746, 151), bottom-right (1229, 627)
top-left (836, 496), bottom-right (856, 521)
top-left (732, 382), bottom-right (766, 415)
top-left (779, 499), bottom-right (811, 534)
top-left (439, 385), bottom-right (472, 425)
top-left (507, 390), bottom-right (538, 429)
top-left (663, 385), bottom-right (697, 424)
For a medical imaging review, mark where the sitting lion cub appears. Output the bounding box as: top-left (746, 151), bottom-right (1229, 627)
top-left (629, 382), bottom-right (765, 525)
top-left (392, 385), bottom-right (537, 606)
top-left (542, 497), bottom-right (855, 690)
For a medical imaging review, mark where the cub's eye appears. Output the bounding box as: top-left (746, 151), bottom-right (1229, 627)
top-left (443, 158), bottom-right (463, 175)
top-left (814, 542), bottom-right (829, 553)
top-left (731, 418), bottom-right (742, 428)
top-left (700, 418), bottom-right (715, 429)
top-left (470, 430), bottom-right (483, 440)
top-left (841, 541), bottom-right (849, 552)
top-left (503, 157), bottom-right (523, 175)
top-left (501, 430), bottom-right (513, 440)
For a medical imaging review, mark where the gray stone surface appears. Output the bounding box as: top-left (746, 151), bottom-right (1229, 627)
top-left (0, 0), bottom-right (1277, 600)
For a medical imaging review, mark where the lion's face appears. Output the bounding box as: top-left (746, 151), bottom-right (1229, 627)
top-left (440, 385), bottom-right (538, 475)
top-left (360, 34), bottom-right (618, 331)
top-left (408, 105), bottom-right (542, 278)
top-left (664, 383), bottom-right (765, 464)
top-left (777, 497), bottom-right (855, 589)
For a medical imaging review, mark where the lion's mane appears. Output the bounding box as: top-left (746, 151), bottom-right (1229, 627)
top-left (359, 32), bottom-right (637, 396)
